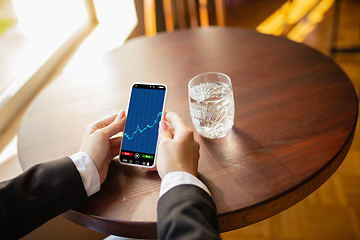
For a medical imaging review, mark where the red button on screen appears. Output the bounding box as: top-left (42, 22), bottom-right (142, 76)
top-left (122, 151), bottom-right (133, 156)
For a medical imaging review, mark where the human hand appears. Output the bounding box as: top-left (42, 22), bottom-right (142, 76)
top-left (156, 111), bottom-right (200, 179)
top-left (80, 111), bottom-right (126, 184)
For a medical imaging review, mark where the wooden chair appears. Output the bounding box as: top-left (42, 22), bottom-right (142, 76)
top-left (144, 0), bottom-right (226, 36)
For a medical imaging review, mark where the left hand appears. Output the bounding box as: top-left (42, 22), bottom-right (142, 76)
top-left (80, 111), bottom-right (126, 184)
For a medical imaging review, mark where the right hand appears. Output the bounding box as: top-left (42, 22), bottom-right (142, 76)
top-left (156, 111), bottom-right (200, 179)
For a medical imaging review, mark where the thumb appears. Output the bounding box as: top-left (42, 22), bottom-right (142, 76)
top-left (103, 110), bottom-right (126, 137)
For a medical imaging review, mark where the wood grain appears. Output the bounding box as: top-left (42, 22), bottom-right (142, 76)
top-left (17, 27), bottom-right (358, 238)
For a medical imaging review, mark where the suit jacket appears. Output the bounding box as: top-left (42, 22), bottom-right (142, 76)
top-left (157, 184), bottom-right (221, 240)
top-left (0, 157), bottom-right (221, 240)
top-left (0, 157), bottom-right (88, 240)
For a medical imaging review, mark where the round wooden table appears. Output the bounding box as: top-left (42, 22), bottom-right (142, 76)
top-left (18, 27), bottom-right (358, 239)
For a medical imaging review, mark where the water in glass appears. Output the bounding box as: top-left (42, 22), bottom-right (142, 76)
top-left (189, 81), bottom-right (234, 139)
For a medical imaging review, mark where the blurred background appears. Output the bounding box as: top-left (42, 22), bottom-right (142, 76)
top-left (0, 0), bottom-right (359, 239)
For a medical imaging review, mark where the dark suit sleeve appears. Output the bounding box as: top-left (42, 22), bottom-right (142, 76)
top-left (0, 157), bottom-right (88, 240)
top-left (157, 184), bottom-right (221, 240)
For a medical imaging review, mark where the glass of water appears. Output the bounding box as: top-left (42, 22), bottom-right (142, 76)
top-left (188, 72), bottom-right (235, 139)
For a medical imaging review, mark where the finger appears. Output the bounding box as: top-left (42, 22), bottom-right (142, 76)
top-left (169, 127), bottom-right (175, 136)
top-left (111, 147), bottom-right (120, 158)
top-left (103, 111), bottom-right (126, 138)
top-left (110, 137), bottom-right (122, 149)
top-left (89, 113), bottom-right (119, 133)
top-left (95, 110), bottom-right (125, 130)
top-left (142, 166), bottom-right (157, 171)
top-left (160, 120), bottom-right (169, 131)
top-left (164, 111), bottom-right (190, 135)
top-left (158, 120), bottom-right (173, 142)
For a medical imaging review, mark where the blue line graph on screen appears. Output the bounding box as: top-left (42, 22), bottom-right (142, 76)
top-left (124, 112), bottom-right (162, 141)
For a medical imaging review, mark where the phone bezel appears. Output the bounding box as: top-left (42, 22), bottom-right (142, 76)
top-left (119, 82), bottom-right (167, 168)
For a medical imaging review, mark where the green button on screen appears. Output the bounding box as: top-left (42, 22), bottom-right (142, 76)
top-left (142, 154), bottom-right (153, 159)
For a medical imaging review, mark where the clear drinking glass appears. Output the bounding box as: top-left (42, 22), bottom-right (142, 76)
top-left (188, 72), bottom-right (235, 139)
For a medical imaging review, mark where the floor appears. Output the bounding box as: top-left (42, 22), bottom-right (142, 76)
top-left (0, 0), bottom-right (359, 239)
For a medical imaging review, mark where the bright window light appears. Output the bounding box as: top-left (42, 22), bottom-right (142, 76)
top-left (79, 0), bottom-right (138, 54)
top-left (12, 0), bottom-right (87, 39)
top-left (65, 0), bottom-right (138, 74)
top-left (2, 0), bottom-right (88, 103)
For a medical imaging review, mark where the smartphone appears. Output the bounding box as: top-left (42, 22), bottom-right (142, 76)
top-left (119, 83), bottom-right (167, 168)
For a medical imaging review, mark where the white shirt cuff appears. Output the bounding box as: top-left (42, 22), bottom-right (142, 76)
top-left (69, 151), bottom-right (100, 197)
top-left (159, 171), bottom-right (211, 198)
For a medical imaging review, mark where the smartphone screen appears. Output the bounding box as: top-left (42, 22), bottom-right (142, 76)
top-left (119, 83), bottom-right (167, 168)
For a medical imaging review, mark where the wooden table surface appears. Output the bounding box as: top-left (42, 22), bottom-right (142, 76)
top-left (18, 27), bottom-right (358, 239)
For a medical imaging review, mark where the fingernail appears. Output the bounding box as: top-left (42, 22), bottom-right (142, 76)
top-left (160, 120), bottom-right (168, 131)
top-left (117, 110), bottom-right (125, 120)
